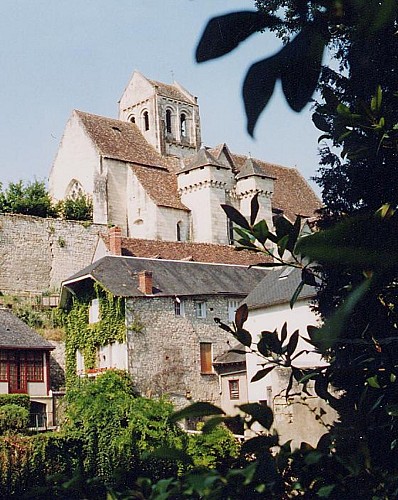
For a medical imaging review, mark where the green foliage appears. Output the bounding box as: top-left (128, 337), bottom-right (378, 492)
top-left (56, 193), bottom-right (93, 221)
top-left (0, 405), bottom-right (29, 435)
top-left (0, 394), bottom-right (30, 411)
top-left (0, 180), bottom-right (57, 218)
top-left (62, 284), bottom-right (126, 385)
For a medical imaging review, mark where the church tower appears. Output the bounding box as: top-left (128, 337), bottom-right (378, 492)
top-left (118, 71), bottom-right (201, 158)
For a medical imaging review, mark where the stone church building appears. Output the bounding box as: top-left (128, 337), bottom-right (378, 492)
top-left (49, 71), bottom-right (321, 245)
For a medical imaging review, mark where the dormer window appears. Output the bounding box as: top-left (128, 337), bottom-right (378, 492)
top-left (143, 111), bottom-right (149, 131)
top-left (166, 109), bottom-right (172, 134)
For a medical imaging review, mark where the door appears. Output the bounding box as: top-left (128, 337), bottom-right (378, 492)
top-left (8, 352), bottom-right (27, 393)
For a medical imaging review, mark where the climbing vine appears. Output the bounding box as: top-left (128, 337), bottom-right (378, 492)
top-left (62, 283), bottom-right (126, 386)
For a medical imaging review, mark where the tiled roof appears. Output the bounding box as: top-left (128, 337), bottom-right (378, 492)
top-left (235, 156), bottom-right (275, 180)
top-left (0, 309), bottom-right (54, 350)
top-left (244, 266), bottom-right (316, 310)
top-left (105, 237), bottom-right (273, 266)
top-left (76, 110), bottom-right (166, 167)
top-left (131, 165), bottom-right (188, 211)
top-left (231, 154), bottom-right (322, 221)
top-left (180, 148), bottom-right (229, 173)
top-left (148, 79), bottom-right (195, 104)
top-left (62, 256), bottom-right (269, 299)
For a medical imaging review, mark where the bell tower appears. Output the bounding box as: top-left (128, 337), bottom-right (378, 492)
top-left (119, 71), bottom-right (201, 158)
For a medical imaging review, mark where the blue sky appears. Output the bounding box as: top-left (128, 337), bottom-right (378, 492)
top-left (0, 0), bottom-right (323, 193)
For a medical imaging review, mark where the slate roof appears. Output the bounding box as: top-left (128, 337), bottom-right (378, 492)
top-left (0, 309), bottom-right (54, 350)
top-left (244, 266), bottom-right (316, 310)
top-left (62, 256), bottom-right (268, 300)
top-left (76, 110), bottom-right (166, 168)
top-left (148, 79), bottom-right (195, 104)
top-left (213, 343), bottom-right (246, 366)
top-left (103, 236), bottom-right (273, 266)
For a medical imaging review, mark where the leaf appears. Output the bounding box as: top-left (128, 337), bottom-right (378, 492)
top-left (250, 193), bottom-right (259, 225)
top-left (235, 328), bottom-right (252, 347)
top-left (249, 262), bottom-right (286, 269)
top-left (286, 329), bottom-right (299, 359)
top-left (243, 54), bottom-right (280, 137)
top-left (302, 267), bottom-right (317, 286)
top-left (251, 366), bottom-right (275, 383)
top-left (258, 329), bottom-right (282, 355)
top-left (221, 204), bottom-right (250, 230)
top-left (200, 415), bottom-right (225, 433)
top-left (196, 11), bottom-right (280, 63)
top-left (278, 234), bottom-right (290, 258)
top-left (312, 112), bottom-right (330, 132)
top-left (239, 402), bottom-right (274, 430)
top-left (241, 435), bottom-right (278, 455)
top-left (280, 22), bottom-right (327, 112)
top-left (274, 216), bottom-right (294, 239)
top-left (213, 317), bottom-right (233, 333)
top-left (252, 219), bottom-right (268, 244)
top-left (386, 404), bottom-right (398, 416)
top-left (235, 303), bottom-right (248, 329)
top-left (170, 402), bottom-right (224, 423)
top-left (280, 322), bottom-right (288, 345)
top-left (287, 215), bottom-right (301, 253)
top-left (290, 280), bottom-right (305, 309)
top-left (317, 485), bottom-right (335, 498)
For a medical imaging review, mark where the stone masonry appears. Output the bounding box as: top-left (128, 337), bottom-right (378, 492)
top-left (0, 213), bottom-right (107, 295)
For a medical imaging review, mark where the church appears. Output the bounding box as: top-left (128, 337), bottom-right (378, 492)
top-left (49, 71), bottom-right (321, 246)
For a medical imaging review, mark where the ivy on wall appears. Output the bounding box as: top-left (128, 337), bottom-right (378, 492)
top-left (62, 283), bottom-right (126, 386)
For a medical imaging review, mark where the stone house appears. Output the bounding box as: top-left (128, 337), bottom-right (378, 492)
top-left (60, 255), bottom-right (268, 409)
top-left (0, 308), bottom-right (54, 426)
top-left (49, 70), bottom-right (321, 245)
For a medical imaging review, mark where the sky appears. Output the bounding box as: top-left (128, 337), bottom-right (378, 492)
top-left (0, 0), bottom-right (324, 193)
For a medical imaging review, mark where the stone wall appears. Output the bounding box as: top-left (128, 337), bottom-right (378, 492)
top-left (125, 295), bottom-right (240, 409)
top-left (0, 213), bottom-right (107, 295)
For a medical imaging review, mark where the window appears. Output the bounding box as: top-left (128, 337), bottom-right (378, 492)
top-left (229, 379), bottom-right (240, 400)
top-left (228, 299), bottom-right (239, 323)
top-left (166, 109), bottom-right (172, 133)
top-left (195, 301), bottom-right (206, 319)
top-left (174, 298), bottom-right (185, 317)
top-left (176, 221), bottom-right (182, 241)
top-left (200, 342), bottom-right (213, 373)
top-left (0, 351), bottom-right (7, 381)
top-left (180, 113), bottom-right (186, 137)
top-left (143, 111), bottom-right (150, 131)
top-left (26, 352), bottom-right (44, 382)
top-left (89, 298), bottom-right (99, 324)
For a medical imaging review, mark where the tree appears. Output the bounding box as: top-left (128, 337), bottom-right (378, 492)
top-left (0, 179), bottom-right (57, 218)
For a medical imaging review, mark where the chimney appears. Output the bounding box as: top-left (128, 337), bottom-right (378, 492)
top-left (138, 270), bottom-right (153, 295)
top-left (109, 226), bottom-right (122, 256)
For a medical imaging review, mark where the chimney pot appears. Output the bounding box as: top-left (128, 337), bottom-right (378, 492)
top-left (138, 270), bottom-right (153, 295)
top-left (109, 226), bottom-right (122, 256)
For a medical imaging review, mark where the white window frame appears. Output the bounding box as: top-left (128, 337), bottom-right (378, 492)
top-left (89, 298), bottom-right (100, 324)
top-left (195, 301), bottom-right (207, 319)
top-left (174, 298), bottom-right (185, 317)
top-left (228, 299), bottom-right (240, 323)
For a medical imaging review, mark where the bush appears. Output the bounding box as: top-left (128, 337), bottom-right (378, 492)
top-left (0, 405), bottom-right (29, 435)
top-left (0, 394), bottom-right (30, 411)
top-left (57, 194), bottom-right (93, 221)
top-left (0, 180), bottom-right (57, 218)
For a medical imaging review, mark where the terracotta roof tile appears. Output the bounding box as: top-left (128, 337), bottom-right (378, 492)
top-left (131, 165), bottom-right (188, 211)
top-left (148, 79), bottom-right (195, 104)
top-left (102, 236), bottom-right (273, 266)
top-left (76, 110), bottom-right (166, 167)
top-left (231, 154), bottom-right (322, 221)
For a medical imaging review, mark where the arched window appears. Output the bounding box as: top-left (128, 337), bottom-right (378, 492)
top-left (143, 111), bottom-right (149, 131)
top-left (176, 221), bottom-right (182, 241)
top-left (166, 109), bottom-right (172, 134)
top-left (66, 179), bottom-right (84, 200)
top-left (180, 113), bottom-right (186, 137)
top-left (129, 115), bottom-right (135, 124)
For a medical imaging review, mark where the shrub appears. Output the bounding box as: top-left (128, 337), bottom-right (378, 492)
top-left (57, 194), bottom-right (93, 221)
top-left (0, 405), bottom-right (29, 434)
top-left (0, 394), bottom-right (30, 411)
